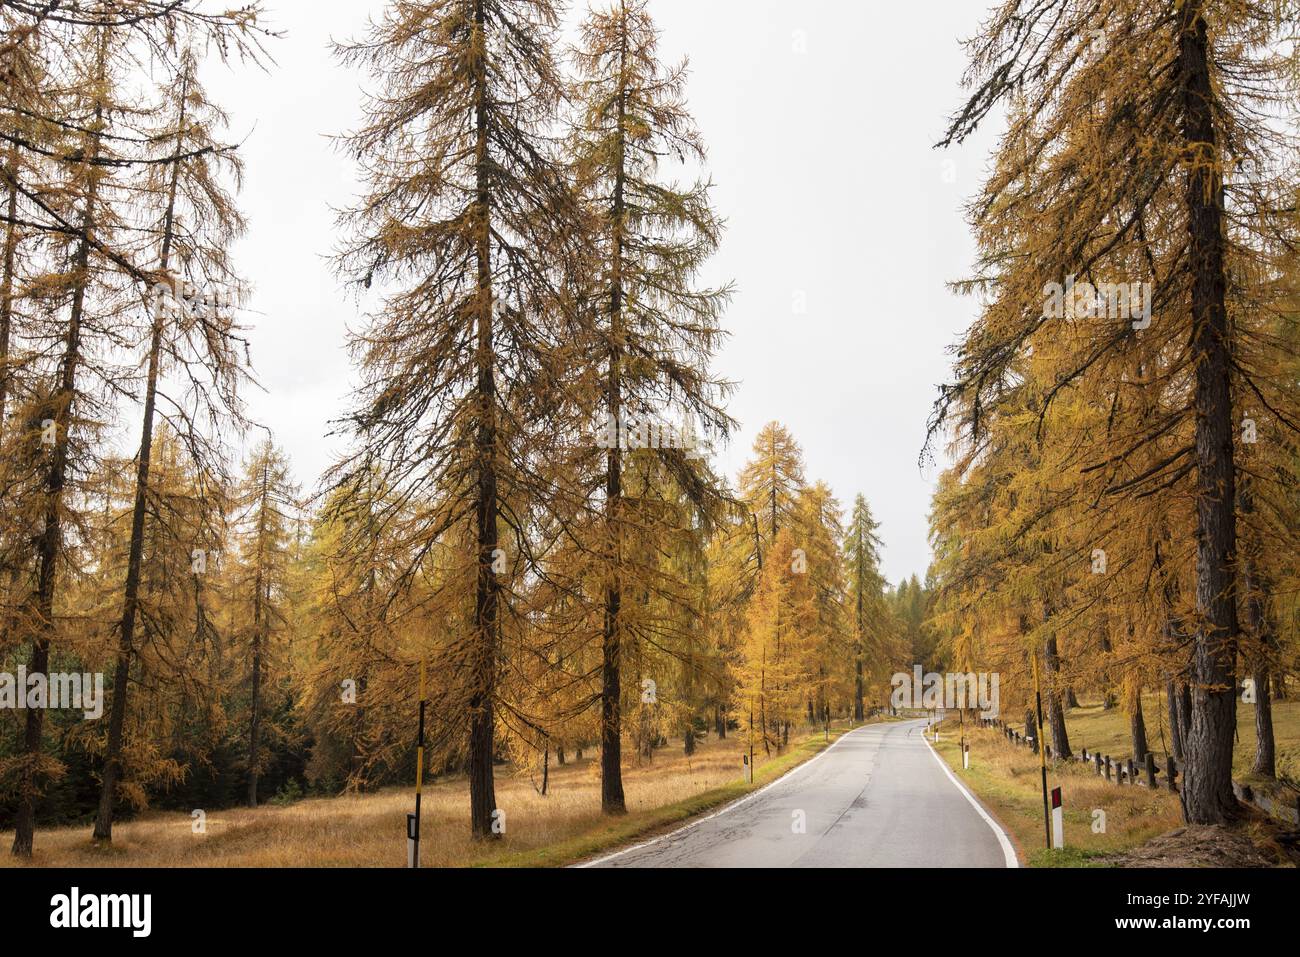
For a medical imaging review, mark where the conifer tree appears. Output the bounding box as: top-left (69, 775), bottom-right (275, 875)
top-left (844, 494), bottom-right (887, 721)
top-left (935, 0), bottom-right (1300, 823)
top-left (234, 440), bottom-right (295, 808)
top-left (93, 41), bottom-right (250, 842)
top-left (564, 0), bottom-right (733, 813)
top-left (7, 21), bottom-right (120, 857)
top-left (332, 0), bottom-right (578, 838)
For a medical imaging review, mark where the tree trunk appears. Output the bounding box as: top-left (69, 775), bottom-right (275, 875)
top-left (349, 671), bottom-right (369, 789)
top-left (854, 657), bottom-right (864, 722)
top-left (93, 80), bottom-right (189, 841)
top-left (1239, 480), bottom-right (1276, 778)
top-left (11, 43), bottom-right (104, 854)
top-left (1167, 679), bottom-right (1185, 764)
top-left (1243, 558), bottom-right (1276, 777)
top-left (0, 149), bottom-right (18, 427)
top-left (1178, 681), bottom-right (1192, 750)
top-left (1250, 654), bottom-right (1274, 777)
top-left (597, 19), bottom-right (632, 817)
top-left (467, 0), bottom-right (500, 840)
top-left (1178, 0), bottom-right (1240, 825)
top-left (1129, 683), bottom-right (1148, 765)
top-left (599, 572), bottom-right (624, 813)
top-left (1099, 624), bottom-right (1117, 710)
top-left (1044, 635), bottom-right (1072, 758)
top-left (247, 463), bottom-right (270, 808)
top-left (247, 630), bottom-right (262, 807)
top-left (0, 154), bottom-right (23, 658)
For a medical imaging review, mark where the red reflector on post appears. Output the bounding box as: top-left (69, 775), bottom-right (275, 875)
top-left (1050, 786), bottom-right (1062, 809)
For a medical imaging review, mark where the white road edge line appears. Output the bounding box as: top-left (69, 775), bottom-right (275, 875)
top-left (921, 732), bottom-right (1020, 868)
top-left (575, 721), bottom-right (877, 868)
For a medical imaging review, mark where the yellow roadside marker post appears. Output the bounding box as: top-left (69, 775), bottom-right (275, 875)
top-left (409, 658), bottom-right (427, 868)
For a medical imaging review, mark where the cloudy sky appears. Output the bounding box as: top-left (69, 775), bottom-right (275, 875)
top-left (201, 0), bottom-right (1000, 586)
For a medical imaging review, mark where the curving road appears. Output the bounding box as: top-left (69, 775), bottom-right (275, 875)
top-left (582, 718), bottom-right (1018, 868)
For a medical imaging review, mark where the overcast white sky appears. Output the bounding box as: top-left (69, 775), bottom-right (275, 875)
top-left (200, 0), bottom-right (1000, 586)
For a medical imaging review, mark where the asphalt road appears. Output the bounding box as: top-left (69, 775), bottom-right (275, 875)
top-left (583, 718), bottom-right (1018, 868)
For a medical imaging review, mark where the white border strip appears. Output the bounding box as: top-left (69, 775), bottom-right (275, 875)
top-left (921, 732), bottom-right (1020, 868)
top-left (576, 722), bottom-right (874, 867)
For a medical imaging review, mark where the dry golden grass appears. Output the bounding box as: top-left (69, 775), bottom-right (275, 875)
top-left (932, 723), bottom-right (1184, 866)
top-left (1, 720), bottom-right (868, 868)
top-left (935, 695), bottom-right (1300, 866)
top-left (1063, 695), bottom-right (1300, 787)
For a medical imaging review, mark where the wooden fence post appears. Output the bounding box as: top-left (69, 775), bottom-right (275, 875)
top-left (1144, 752), bottom-right (1156, 789)
top-left (1165, 754), bottom-right (1177, 792)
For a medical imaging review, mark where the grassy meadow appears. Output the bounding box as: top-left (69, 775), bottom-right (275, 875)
top-left (930, 696), bottom-right (1300, 867)
top-left (1, 718), bottom-right (878, 868)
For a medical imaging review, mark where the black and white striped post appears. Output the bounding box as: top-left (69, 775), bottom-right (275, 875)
top-left (1050, 786), bottom-right (1064, 850)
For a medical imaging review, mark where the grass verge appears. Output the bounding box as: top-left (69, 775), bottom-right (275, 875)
top-left (929, 721), bottom-right (1183, 867)
top-left (1, 718), bottom-right (883, 868)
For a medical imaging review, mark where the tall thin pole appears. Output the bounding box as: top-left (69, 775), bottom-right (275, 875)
top-left (1032, 650), bottom-right (1050, 850)
top-left (748, 697), bottom-right (755, 783)
top-left (412, 658), bottom-right (427, 867)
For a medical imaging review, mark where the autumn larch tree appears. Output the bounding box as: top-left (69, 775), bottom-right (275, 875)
top-left (935, 0), bottom-right (1300, 824)
top-left (235, 440), bottom-right (295, 808)
top-left (93, 41), bottom-right (250, 842)
top-left (566, 0), bottom-right (733, 813)
top-left (332, 0), bottom-right (580, 839)
top-left (844, 493), bottom-right (886, 721)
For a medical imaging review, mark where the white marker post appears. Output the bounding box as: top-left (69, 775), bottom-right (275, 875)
top-left (743, 752), bottom-right (752, 784)
top-left (962, 743), bottom-right (970, 770)
top-left (1050, 786), bottom-right (1064, 849)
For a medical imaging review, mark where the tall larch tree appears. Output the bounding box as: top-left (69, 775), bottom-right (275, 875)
top-left (93, 41), bottom-right (250, 842)
top-left (844, 493), bottom-right (886, 721)
top-left (935, 0), bottom-right (1300, 823)
top-left (332, 0), bottom-right (579, 839)
top-left (566, 0), bottom-right (733, 814)
top-left (235, 440), bottom-right (295, 808)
